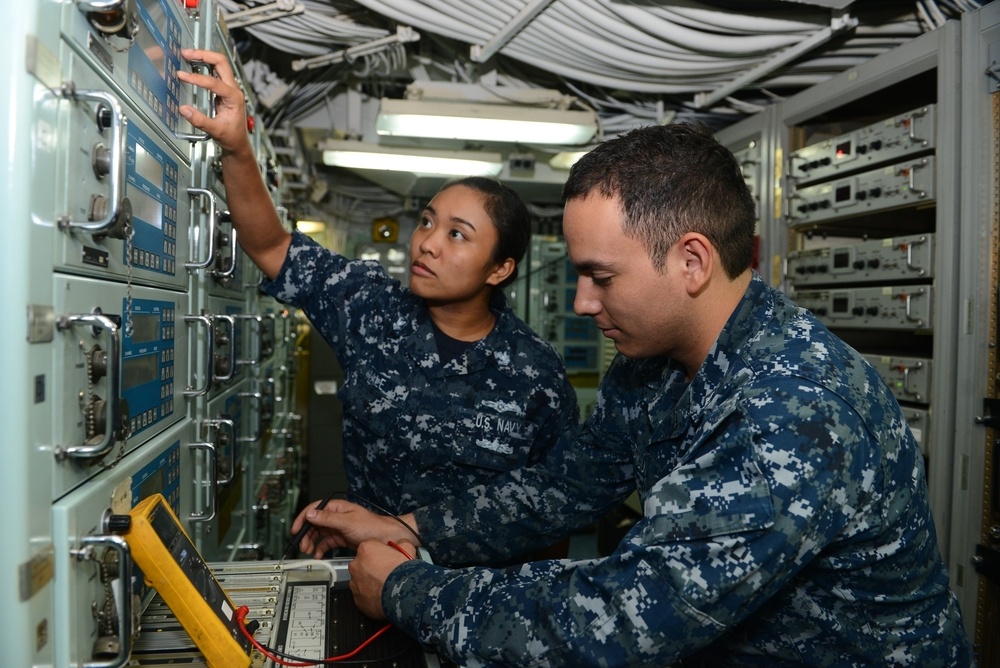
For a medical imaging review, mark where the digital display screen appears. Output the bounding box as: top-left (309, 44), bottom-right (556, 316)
top-left (138, 469), bottom-right (165, 501)
top-left (833, 250), bottom-right (850, 269)
top-left (136, 1), bottom-right (167, 81)
top-left (129, 187), bottom-right (164, 230)
top-left (832, 296), bottom-right (849, 313)
top-left (835, 184), bottom-right (852, 202)
top-left (135, 143), bottom-right (164, 188)
top-left (835, 140), bottom-right (852, 157)
top-left (124, 354), bottom-right (158, 390)
top-left (130, 314), bottom-right (160, 344)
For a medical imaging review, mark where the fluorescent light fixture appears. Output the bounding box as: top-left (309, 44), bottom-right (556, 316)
top-left (377, 98), bottom-right (598, 145)
top-left (549, 151), bottom-right (589, 170)
top-left (296, 220), bottom-right (327, 234)
top-left (320, 140), bottom-right (503, 177)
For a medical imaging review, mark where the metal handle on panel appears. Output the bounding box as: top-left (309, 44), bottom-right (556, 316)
top-left (906, 107), bottom-right (929, 144)
top-left (75, 0), bottom-right (127, 11)
top-left (188, 441), bottom-right (218, 522)
top-left (58, 87), bottom-right (127, 235)
top-left (900, 159), bottom-right (928, 198)
top-left (72, 534), bottom-right (132, 668)
top-left (235, 314), bottom-right (262, 367)
top-left (903, 288), bottom-right (926, 324)
top-left (174, 61), bottom-right (214, 142)
top-left (213, 218), bottom-right (238, 281)
top-left (203, 418), bottom-right (236, 486)
top-left (184, 315), bottom-right (213, 397)
top-left (186, 188), bottom-right (218, 270)
top-left (783, 189), bottom-right (802, 222)
top-left (261, 376), bottom-right (276, 422)
top-left (56, 313), bottom-right (122, 461)
top-left (238, 391), bottom-right (263, 443)
top-left (901, 362), bottom-right (924, 401)
top-left (897, 235), bottom-right (927, 274)
top-left (213, 314), bottom-right (236, 384)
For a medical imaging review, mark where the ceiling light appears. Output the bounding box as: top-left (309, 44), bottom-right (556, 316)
top-left (548, 151), bottom-right (589, 170)
top-left (376, 98), bottom-right (598, 145)
top-left (320, 140), bottom-right (504, 177)
top-left (295, 220), bottom-right (327, 234)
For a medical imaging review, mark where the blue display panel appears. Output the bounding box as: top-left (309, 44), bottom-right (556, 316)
top-left (125, 121), bottom-right (180, 275)
top-left (121, 297), bottom-right (176, 438)
top-left (131, 439), bottom-right (181, 514)
top-left (128, 0), bottom-right (184, 134)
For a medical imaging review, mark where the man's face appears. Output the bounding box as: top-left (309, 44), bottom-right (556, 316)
top-left (563, 193), bottom-right (688, 359)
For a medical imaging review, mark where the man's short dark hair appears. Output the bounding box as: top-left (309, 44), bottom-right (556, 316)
top-left (562, 123), bottom-right (757, 279)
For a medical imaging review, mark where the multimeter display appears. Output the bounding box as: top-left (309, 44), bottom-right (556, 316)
top-left (148, 504), bottom-right (243, 639)
top-left (125, 494), bottom-right (252, 668)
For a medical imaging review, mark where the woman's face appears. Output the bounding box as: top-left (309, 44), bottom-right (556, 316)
top-left (409, 185), bottom-right (508, 303)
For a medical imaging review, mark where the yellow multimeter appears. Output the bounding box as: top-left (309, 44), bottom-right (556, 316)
top-left (122, 494), bottom-right (252, 668)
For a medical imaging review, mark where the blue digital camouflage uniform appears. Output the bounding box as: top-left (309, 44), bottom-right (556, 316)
top-left (262, 231), bottom-right (579, 564)
top-left (382, 272), bottom-right (974, 666)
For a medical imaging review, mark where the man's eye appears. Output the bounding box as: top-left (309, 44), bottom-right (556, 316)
top-left (593, 276), bottom-right (612, 287)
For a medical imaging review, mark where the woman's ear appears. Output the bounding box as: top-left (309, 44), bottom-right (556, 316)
top-left (486, 257), bottom-right (516, 287)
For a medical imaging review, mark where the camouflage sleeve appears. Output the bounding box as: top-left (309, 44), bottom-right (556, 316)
top-left (261, 230), bottom-right (392, 355)
top-left (411, 418), bottom-right (634, 565)
top-left (389, 377), bottom-right (877, 665)
top-left (525, 371), bottom-right (579, 468)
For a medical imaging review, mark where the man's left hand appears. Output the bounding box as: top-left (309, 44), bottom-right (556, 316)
top-left (348, 539), bottom-right (416, 620)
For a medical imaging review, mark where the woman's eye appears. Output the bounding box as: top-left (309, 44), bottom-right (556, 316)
top-left (419, 217), bottom-right (432, 228)
top-left (449, 229), bottom-right (466, 240)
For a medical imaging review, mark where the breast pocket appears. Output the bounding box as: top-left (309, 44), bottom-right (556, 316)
top-left (441, 407), bottom-right (537, 473)
top-left (338, 365), bottom-right (410, 438)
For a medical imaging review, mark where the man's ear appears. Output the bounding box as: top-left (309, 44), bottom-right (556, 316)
top-left (678, 232), bottom-right (714, 295)
top-left (486, 257), bottom-right (516, 287)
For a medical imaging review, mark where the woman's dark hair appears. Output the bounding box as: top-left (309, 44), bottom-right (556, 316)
top-left (441, 176), bottom-right (531, 290)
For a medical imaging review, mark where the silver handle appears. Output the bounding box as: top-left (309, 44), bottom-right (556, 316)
top-left (896, 235), bottom-right (928, 274)
top-left (56, 313), bottom-right (122, 461)
top-left (906, 107), bottom-right (930, 144)
top-left (58, 87), bottom-right (127, 235)
top-left (174, 62), bottom-right (214, 143)
top-left (238, 391), bottom-right (263, 444)
top-left (213, 219), bottom-right (238, 281)
top-left (189, 441), bottom-right (218, 522)
top-left (74, 0), bottom-right (126, 12)
top-left (185, 188), bottom-right (218, 270)
top-left (72, 534), bottom-right (133, 668)
top-left (203, 418), bottom-right (236, 486)
top-left (900, 159), bottom-right (928, 198)
top-left (900, 361), bottom-right (925, 401)
top-left (212, 314), bottom-right (236, 384)
top-left (184, 315), bottom-right (213, 397)
top-left (903, 287), bottom-right (926, 324)
top-left (235, 314), bottom-right (263, 367)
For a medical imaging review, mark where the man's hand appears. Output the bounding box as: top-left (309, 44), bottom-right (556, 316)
top-left (176, 49), bottom-right (251, 158)
top-left (289, 499), bottom-right (421, 558)
top-left (348, 539), bottom-right (416, 620)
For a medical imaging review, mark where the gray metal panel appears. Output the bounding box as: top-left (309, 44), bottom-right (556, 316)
top-left (716, 106), bottom-right (783, 286)
top-left (776, 21), bottom-right (962, 573)
top-left (949, 0), bottom-right (1000, 639)
top-left (781, 26), bottom-right (946, 126)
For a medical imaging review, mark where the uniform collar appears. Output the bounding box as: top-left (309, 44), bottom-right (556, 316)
top-left (646, 272), bottom-right (767, 439)
top-left (401, 291), bottom-right (517, 376)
